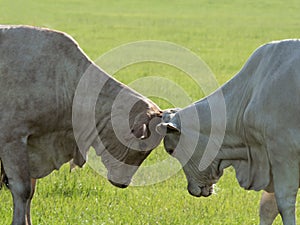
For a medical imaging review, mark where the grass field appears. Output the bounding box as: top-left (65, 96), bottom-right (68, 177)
top-left (1, 0), bottom-right (300, 224)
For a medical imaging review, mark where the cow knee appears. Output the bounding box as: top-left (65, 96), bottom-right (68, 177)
top-left (259, 192), bottom-right (278, 225)
top-left (10, 178), bottom-right (32, 201)
top-left (5, 167), bottom-right (32, 201)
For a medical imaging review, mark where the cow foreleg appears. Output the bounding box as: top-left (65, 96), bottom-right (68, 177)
top-left (259, 191), bottom-right (278, 225)
top-left (2, 140), bottom-right (32, 225)
top-left (25, 179), bottom-right (36, 225)
top-left (271, 159), bottom-right (298, 225)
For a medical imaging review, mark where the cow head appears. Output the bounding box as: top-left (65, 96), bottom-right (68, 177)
top-left (96, 99), bottom-right (163, 188)
top-left (73, 69), bottom-right (164, 188)
top-left (156, 109), bottom-right (222, 197)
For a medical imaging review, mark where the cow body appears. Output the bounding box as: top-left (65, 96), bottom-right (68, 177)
top-left (157, 40), bottom-right (300, 225)
top-left (0, 25), bottom-right (162, 225)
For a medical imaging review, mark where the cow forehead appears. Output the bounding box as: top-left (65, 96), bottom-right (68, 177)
top-left (162, 108), bottom-right (180, 122)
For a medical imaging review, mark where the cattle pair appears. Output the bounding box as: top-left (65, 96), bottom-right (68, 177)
top-left (0, 25), bottom-right (299, 225)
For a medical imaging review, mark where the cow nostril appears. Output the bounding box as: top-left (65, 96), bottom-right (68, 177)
top-left (187, 183), bottom-right (202, 197)
top-left (166, 148), bottom-right (174, 155)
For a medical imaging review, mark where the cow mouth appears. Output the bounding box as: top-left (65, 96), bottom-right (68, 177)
top-left (187, 183), bottom-right (214, 197)
top-left (109, 179), bottom-right (129, 189)
top-left (107, 173), bottom-right (131, 189)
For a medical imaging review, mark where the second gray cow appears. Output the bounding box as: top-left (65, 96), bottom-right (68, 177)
top-left (157, 40), bottom-right (300, 225)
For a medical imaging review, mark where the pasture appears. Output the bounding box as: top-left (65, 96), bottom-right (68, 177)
top-left (1, 0), bottom-right (300, 224)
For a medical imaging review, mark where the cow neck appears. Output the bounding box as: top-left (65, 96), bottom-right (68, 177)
top-left (220, 68), bottom-right (253, 148)
top-left (84, 64), bottom-right (145, 156)
top-left (71, 63), bottom-right (128, 157)
top-left (213, 67), bottom-right (254, 183)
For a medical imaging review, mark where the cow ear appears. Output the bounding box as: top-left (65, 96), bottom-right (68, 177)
top-left (167, 123), bottom-right (181, 133)
top-left (132, 124), bottom-right (148, 139)
top-left (156, 122), bottom-right (181, 135)
top-left (156, 109), bottom-right (181, 136)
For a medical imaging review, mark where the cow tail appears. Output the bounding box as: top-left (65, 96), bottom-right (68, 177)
top-left (0, 160), bottom-right (9, 190)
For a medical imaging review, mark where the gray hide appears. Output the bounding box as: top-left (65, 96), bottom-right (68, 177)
top-left (157, 39), bottom-right (300, 225)
top-left (0, 25), bottom-right (162, 225)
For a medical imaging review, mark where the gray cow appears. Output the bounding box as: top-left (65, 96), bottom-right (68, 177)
top-left (157, 40), bottom-right (300, 225)
top-left (0, 25), bottom-right (162, 225)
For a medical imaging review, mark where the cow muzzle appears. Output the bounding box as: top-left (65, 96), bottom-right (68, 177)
top-left (109, 179), bottom-right (129, 189)
top-left (187, 182), bottom-right (213, 197)
top-left (107, 172), bottom-right (131, 189)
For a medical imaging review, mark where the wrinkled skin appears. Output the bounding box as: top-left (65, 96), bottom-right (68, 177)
top-left (161, 111), bottom-right (280, 224)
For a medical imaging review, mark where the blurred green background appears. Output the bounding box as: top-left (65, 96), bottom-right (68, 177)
top-left (1, 0), bottom-right (299, 224)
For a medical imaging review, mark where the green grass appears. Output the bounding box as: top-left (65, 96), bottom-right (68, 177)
top-left (1, 0), bottom-right (300, 224)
